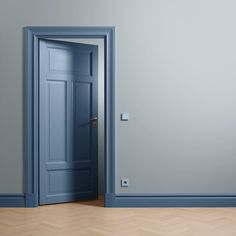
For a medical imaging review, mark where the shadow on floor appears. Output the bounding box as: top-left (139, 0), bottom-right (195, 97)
top-left (74, 195), bottom-right (104, 208)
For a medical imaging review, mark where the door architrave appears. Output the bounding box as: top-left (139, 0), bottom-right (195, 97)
top-left (24, 26), bottom-right (115, 207)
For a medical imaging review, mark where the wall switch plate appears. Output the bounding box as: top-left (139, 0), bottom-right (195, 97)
top-left (121, 178), bottom-right (129, 187)
top-left (120, 112), bottom-right (129, 121)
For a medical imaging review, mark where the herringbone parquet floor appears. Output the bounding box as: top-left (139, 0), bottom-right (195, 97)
top-left (1, 196), bottom-right (236, 236)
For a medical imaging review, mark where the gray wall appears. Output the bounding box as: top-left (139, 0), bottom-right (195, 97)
top-left (1, 0), bottom-right (236, 195)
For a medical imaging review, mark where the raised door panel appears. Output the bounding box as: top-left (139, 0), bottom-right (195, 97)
top-left (47, 81), bottom-right (67, 162)
top-left (49, 48), bottom-right (73, 72)
top-left (73, 82), bottom-right (92, 161)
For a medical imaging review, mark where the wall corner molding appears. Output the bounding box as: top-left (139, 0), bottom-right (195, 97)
top-left (25, 193), bottom-right (37, 207)
top-left (104, 193), bottom-right (116, 207)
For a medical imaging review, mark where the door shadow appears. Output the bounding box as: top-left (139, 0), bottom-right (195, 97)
top-left (74, 195), bottom-right (104, 207)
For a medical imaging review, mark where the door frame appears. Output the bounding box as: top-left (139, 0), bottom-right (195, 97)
top-left (24, 26), bottom-right (115, 207)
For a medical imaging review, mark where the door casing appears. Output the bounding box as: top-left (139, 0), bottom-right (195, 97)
top-left (24, 27), bottom-right (115, 207)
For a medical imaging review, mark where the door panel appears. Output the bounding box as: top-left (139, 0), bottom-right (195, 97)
top-left (39, 39), bottom-right (98, 205)
top-left (48, 169), bottom-right (92, 193)
top-left (76, 52), bottom-right (92, 75)
top-left (73, 82), bottom-right (92, 161)
top-left (49, 48), bottom-right (73, 72)
top-left (47, 81), bottom-right (67, 162)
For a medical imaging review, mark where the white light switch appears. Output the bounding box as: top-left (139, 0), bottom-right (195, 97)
top-left (121, 112), bottom-right (129, 121)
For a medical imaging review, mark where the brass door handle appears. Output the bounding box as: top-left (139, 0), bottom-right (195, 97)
top-left (90, 117), bottom-right (98, 127)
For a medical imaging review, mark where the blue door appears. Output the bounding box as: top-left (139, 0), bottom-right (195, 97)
top-left (39, 39), bottom-right (98, 204)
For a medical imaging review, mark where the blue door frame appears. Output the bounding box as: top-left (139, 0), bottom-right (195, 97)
top-left (24, 27), bottom-right (115, 207)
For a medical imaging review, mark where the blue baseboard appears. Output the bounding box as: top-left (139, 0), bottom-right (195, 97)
top-left (105, 194), bottom-right (236, 207)
top-left (2, 193), bottom-right (236, 208)
top-left (0, 194), bottom-right (25, 207)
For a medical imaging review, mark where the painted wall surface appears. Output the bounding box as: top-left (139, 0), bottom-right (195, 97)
top-left (1, 0), bottom-right (236, 194)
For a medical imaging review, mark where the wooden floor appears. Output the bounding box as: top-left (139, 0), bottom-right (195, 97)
top-left (1, 196), bottom-right (236, 236)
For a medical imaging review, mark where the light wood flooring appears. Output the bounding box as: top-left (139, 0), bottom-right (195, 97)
top-left (1, 196), bottom-right (236, 236)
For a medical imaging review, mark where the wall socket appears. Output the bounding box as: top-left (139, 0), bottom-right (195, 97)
top-left (120, 112), bottom-right (129, 121)
top-left (121, 178), bottom-right (129, 187)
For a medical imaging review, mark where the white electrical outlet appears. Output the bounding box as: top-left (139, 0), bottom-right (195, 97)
top-left (120, 112), bottom-right (129, 121)
top-left (121, 178), bottom-right (129, 187)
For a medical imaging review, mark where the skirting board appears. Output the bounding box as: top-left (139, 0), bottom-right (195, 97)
top-left (0, 194), bottom-right (25, 207)
top-left (2, 193), bottom-right (236, 208)
top-left (105, 194), bottom-right (236, 207)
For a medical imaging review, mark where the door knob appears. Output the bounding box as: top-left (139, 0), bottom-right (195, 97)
top-left (90, 117), bottom-right (98, 127)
